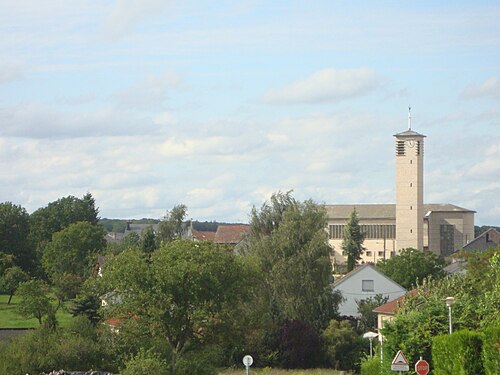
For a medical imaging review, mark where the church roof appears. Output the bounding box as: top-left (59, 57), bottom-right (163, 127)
top-left (324, 203), bottom-right (475, 220)
top-left (394, 129), bottom-right (426, 138)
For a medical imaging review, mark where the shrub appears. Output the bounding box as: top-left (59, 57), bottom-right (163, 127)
top-left (176, 345), bottom-right (223, 375)
top-left (279, 319), bottom-right (321, 369)
top-left (432, 330), bottom-right (484, 375)
top-left (481, 325), bottom-right (500, 375)
top-left (122, 348), bottom-right (168, 375)
top-left (322, 319), bottom-right (365, 372)
top-left (361, 355), bottom-right (381, 375)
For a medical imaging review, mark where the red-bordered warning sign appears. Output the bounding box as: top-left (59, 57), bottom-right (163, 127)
top-left (391, 350), bottom-right (409, 371)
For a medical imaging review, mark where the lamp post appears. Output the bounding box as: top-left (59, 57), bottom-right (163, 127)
top-left (445, 297), bottom-right (455, 334)
top-left (363, 331), bottom-right (378, 357)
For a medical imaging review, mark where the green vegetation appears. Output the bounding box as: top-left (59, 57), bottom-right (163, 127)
top-left (341, 208), bottom-right (365, 272)
top-left (0, 294), bottom-right (73, 328)
top-left (218, 369), bottom-right (344, 375)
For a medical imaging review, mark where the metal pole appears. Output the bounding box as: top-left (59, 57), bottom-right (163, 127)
top-left (369, 338), bottom-right (373, 357)
top-left (448, 305), bottom-right (453, 334)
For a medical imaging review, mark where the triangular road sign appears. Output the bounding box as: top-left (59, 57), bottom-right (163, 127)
top-left (392, 350), bottom-right (409, 365)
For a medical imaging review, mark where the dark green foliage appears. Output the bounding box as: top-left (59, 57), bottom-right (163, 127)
top-left (356, 294), bottom-right (389, 332)
top-left (322, 319), bottom-right (366, 371)
top-left (156, 204), bottom-right (188, 244)
top-left (342, 208), bottom-right (365, 272)
top-left (176, 346), bottom-right (223, 375)
top-left (432, 330), bottom-right (485, 375)
top-left (278, 320), bottom-right (321, 369)
top-left (481, 325), bottom-right (500, 375)
top-left (0, 265), bottom-right (29, 303)
top-left (360, 354), bottom-right (381, 375)
top-left (30, 193), bottom-right (100, 245)
top-left (0, 202), bottom-right (35, 273)
top-left (0, 318), bottom-right (107, 374)
top-left (247, 191), bottom-right (340, 330)
top-left (140, 225), bottom-right (157, 254)
top-left (376, 247), bottom-right (445, 289)
top-left (42, 221), bottom-right (106, 278)
top-left (17, 279), bottom-right (53, 325)
top-left (71, 293), bottom-right (101, 325)
top-left (99, 218), bottom-right (129, 233)
top-left (122, 348), bottom-right (169, 375)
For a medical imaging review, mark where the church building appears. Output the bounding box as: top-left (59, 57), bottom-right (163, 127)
top-left (326, 110), bottom-right (475, 267)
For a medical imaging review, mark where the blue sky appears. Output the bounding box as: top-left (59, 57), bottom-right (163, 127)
top-left (1, 0), bottom-right (499, 225)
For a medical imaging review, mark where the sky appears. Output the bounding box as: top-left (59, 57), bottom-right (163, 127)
top-left (0, 0), bottom-right (499, 225)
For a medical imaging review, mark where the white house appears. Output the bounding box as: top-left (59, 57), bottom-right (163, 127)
top-left (332, 264), bottom-right (406, 317)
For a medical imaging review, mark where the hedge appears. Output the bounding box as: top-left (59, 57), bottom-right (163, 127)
top-left (432, 330), bottom-right (484, 375)
top-left (481, 325), bottom-right (500, 375)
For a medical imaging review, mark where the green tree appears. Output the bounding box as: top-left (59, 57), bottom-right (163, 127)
top-left (0, 202), bottom-right (35, 273)
top-left (156, 204), bottom-right (188, 244)
top-left (140, 225), bottom-right (157, 254)
top-left (342, 208), bottom-right (365, 272)
top-left (356, 294), bottom-right (389, 332)
top-left (122, 348), bottom-right (169, 375)
top-left (98, 240), bottom-right (255, 374)
top-left (52, 272), bottom-right (82, 309)
top-left (322, 319), bottom-right (366, 371)
top-left (247, 191), bottom-right (341, 330)
top-left (17, 279), bottom-right (53, 325)
top-left (70, 293), bottom-right (101, 326)
top-left (30, 193), bottom-right (100, 247)
top-left (376, 247), bottom-right (445, 289)
top-left (1, 266), bottom-right (29, 304)
top-left (42, 221), bottom-right (105, 279)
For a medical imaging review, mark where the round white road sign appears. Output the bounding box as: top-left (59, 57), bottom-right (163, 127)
top-left (242, 355), bottom-right (253, 367)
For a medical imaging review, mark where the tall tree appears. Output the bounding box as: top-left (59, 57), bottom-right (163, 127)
top-left (42, 221), bottom-right (106, 279)
top-left (247, 191), bottom-right (341, 330)
top-left (140, 226), bottom-right (157, 254)
top-left (156, 204), bottom-right (188, 244)
top-left (0, 266), bottom-right (29, 304)
top-left (342, 208), bottom-right (365, 272)
top-left (0, 202), bottom-right (35, 273)
top-left (376, 247), bottom-right (445, 289)
top-left (17, 279), bottom-right (53, 325)
top-left (98, 240), bottom-right (255, 374)
top-left (30, 193), bottom-right (100, 247)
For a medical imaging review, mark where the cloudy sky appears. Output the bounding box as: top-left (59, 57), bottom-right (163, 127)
top-left (1, 0), bottom-right (499, 225)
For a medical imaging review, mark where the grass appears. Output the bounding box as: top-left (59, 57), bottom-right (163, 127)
top-left (219, 369), bottom-right (349, 375)
top-left (0, 294), bottom-right (74, 328)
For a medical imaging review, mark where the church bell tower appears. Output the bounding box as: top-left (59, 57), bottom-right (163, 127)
top-left (394, 108), bottom-right (425, 251)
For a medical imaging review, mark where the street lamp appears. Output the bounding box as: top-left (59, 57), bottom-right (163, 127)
top-left (363, 331), bottom-right (378, 357)
top-left (445, 297), bottom-right (455, 334)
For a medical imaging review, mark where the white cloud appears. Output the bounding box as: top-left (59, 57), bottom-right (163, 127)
top-left (99, 0), bottom-right (175, 41)
top-left (462, 77), bottom-right (500, 100)
top-left (262, 68), bottom-right (380, 105)
top-left (0, 62), bottom-right (24, 84)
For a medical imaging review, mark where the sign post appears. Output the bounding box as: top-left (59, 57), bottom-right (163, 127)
top-left (415, 357), bottom-right (430, 375)
top-left (242, 354), bottom-right (253, 375)
top-left (391, 350), bottom-right (409, 373)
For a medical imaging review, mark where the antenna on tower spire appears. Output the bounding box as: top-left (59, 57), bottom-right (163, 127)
top-left (408, 106), bottom-right (412, 131)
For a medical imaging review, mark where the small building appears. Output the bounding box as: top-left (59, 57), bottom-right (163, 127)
top-left (332, 263), bottom-right (406, 318)
top-left (462, 228), bottom-right (499, 252)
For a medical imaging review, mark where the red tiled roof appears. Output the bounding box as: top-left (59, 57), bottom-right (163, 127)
top-left (192, 229), bottom-right (216, 242)
top-left (214, 225), bottom-right (250, 244)
top-left (373, 289), bottom-right (418, 314)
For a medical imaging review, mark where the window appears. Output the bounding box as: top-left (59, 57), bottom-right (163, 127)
top-left (362, 280), bottom-right (374, 292)
top-left (378, 251), bottom-right (384, 257)
top-left (366, 251), bottom-right (372, 257)
top-left (329, 225), bottom-right (344, 239)
top-left (440, 224), bottom-right (455, 256)
top-left (396, 141), bottom-right (405, 156)
top-left (360, 224), bottom-right (396, 239)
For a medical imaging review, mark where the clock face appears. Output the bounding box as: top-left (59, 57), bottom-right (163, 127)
top-left (408, 140), bottom-right (415, 147)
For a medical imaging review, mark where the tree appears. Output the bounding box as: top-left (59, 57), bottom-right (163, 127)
top-left (98, 240), bottom-right (255, 374)
top-left (376, 247), bottom-right (445, 289)
top-left (356, 294), bottom-right (389, 332)
top-left (42, 221), bottom-right (105, 279)
top-left (140, 225), bottom-right (157, 254)
top-left (30, 193), bottom-right (100, 246)
top-left (278, 320), bottom-right (321, 369)
top-left (156, 204), bottom-right (188, 244)
top-left (0, 202), bottom-right (35, 273)
top-left (52, 272), bottom-right (82, 309)
top-left (322, 319), bottom-right (366, 371)
top-left (17, 279), bottom-right (53, 325)
top-left (70, 293), bottom-right (101, 326)
top-left (342, 208), bottom-right (365, 272)
top-left (122, 348), bottom-right (169, 375)
top-left (1, 266), bottom-right (29, 304)
top-left (247, 191), bottom-right (341, 330)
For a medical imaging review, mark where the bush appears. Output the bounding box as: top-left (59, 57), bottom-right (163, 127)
top-left (361, 355), bottom-right (380, 375)
top-left (278, 319), bottom-right (321, 369)
top-left (122, 348), bottom-right (169, 375)
top-left (322, 319), bottom-right (365, 372)
top-left (482, 325), bottom-right (500, 375)
top-left (176, 345), bottom-right (223, 375)
top-left (432, 330), bottom-right (484, 375)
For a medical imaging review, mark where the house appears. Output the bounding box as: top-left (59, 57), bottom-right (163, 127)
top-left (191, 229), bottom-right (216, 242)
top-left (373, 289), bottom-right (418, 332)
top-left (462, 228), bottom-right (499, 252)
top-left (213, 224), bottom-right (250, 246)
top-left (332, 263), bottom-right (406, 318)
